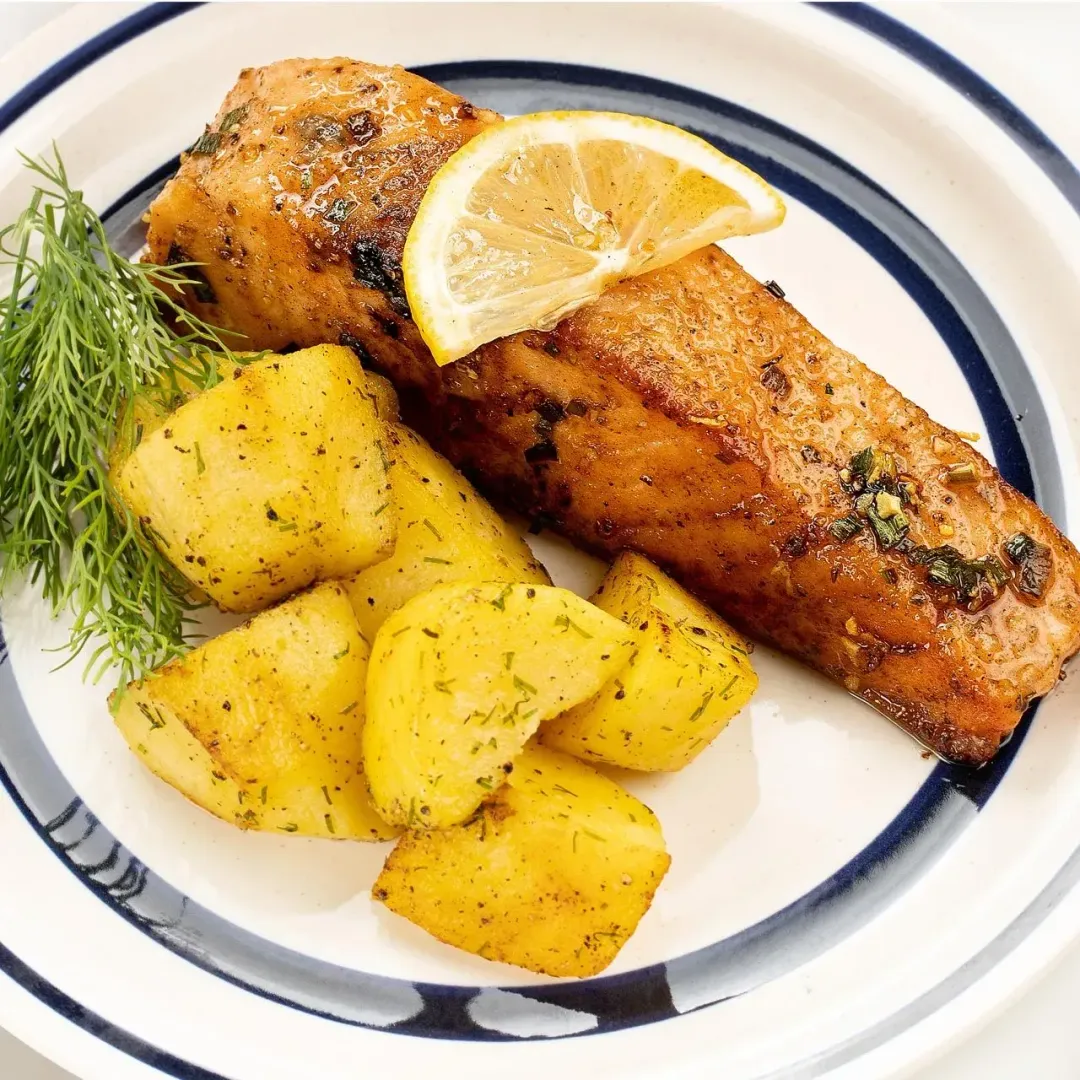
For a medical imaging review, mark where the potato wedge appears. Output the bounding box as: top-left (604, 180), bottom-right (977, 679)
top-left (115, 344), bottom-right (394, 612)
top-left (113, 582), bottom-right (397, 840)
top-left (542, 552), bottom-right (757, 771)
top-left (374, 743), bottom-right (670, 977)
top-left (363, 582), bottom-right (636, 828)
top-left (345, 424), bottom-right (549, 639)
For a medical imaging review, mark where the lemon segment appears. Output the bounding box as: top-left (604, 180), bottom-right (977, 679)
top-left (403, 111), bottom-right (786, 365)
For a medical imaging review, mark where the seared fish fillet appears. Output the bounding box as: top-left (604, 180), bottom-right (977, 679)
top-left (147, 59), bottom-right (1080, 764)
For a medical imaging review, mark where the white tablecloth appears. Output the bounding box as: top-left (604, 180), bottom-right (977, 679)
top-left (1, 3), bottom-right (1079, 1077)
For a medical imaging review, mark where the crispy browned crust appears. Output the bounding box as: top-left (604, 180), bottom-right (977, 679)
top-left (146, 59), bottom-right (1080, 764)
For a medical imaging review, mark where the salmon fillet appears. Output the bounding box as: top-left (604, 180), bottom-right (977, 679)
top-left (146, 58), bottom-right (1080, 764)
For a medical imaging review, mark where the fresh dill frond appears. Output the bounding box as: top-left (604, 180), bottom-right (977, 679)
top-left (0, 148), bottom-right (241, 685)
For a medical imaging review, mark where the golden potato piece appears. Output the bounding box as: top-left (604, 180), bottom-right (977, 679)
top-left (374, 743), bottom-right (670, 977)
top-left (113, 582), bottom-right (397, 840)
top-left (109, 353), bottom-right (244, 478)
top-left (344, 424), bottom-right (549, 639)
top-left (363, 582), bottom-right (636, 828)
top-left (542, 552), bottom-right (757, 771)
top-left (115, 345), bottom-right (394, 612)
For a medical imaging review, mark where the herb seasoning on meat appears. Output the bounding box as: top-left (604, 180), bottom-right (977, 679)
top-left (830, 447), bottom-right (1018, 611)
top-left (1004, 532), bottom-right (1052, 598)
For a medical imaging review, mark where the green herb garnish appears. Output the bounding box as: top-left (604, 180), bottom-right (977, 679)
top-left (191, 104), bottom-right (248, 154)
top-left (375, 439), bottom-right (390, 471)
top-left (910, 544), bottom-right (1010, 609)
top-left (851, 447), bottom-right (876, 481)
top-left (513, 674), bottom-right (537, 696)
top-left (0, 150), bottom-right (242, 684)
top-left (1004, 532), bottom-right (1052, 598)
top-left (137, 701), bottom-right (166, 730)
top-left (190, 131), bottom-right (223, 155)
top-left (324, 198), bottom-right (357, 224)
top-left (946, 462), bottom-right (977, 484)
top-left (219, 105), bottom-right (248, 134)
top-left (828, 515), bottom-right (864, 542)
top-left (849, 447), bottom-right (894, 485)
top-left (689, 689), bottom-right (714, 723)
top-left (554, 613), bottom-right (593, 638)
top-left (865, 503), bottom-right (909, 549)
top-left (836, 446), bottom-right (909, 548)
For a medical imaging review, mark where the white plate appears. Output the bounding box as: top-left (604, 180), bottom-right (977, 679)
top-left (2, 4), bottom-right (1080, 1079)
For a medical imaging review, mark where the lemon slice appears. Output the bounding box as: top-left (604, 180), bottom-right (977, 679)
top-left (403, 110), bottom-right (786, 366)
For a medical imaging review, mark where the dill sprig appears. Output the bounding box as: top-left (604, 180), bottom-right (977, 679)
top-left (0, 149), bottom-right (240, 685)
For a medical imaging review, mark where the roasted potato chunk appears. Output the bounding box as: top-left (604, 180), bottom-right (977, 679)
top-left (363, 582), bottom-right (635, 828)
top-left (374, 743), bottom-right (670, 977)
top-left (542, 552), bottom-right (757, 771)
top-left (345, 424), bottom-right (549, 639)
top-left (108, 353), bottom-right (244, 478)
top-left (115, 345), bottom-right (394, 612)
top-left (113, 582), bottom-right (397, 840)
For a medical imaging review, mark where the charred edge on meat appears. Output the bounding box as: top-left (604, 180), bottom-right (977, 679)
top-left (346, 111), bottom-right (381, 147)
top-left (339, 331), bottom-right (376, 366)
top-left (349, 239), bottom-right (410, 317)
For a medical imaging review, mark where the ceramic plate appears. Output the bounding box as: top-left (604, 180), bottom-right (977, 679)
top-left (2, 4), bottom-right (1080, 1079)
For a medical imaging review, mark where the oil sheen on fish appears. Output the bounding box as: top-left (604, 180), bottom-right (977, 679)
top-left (146, 58), bottom-right (1080, 765)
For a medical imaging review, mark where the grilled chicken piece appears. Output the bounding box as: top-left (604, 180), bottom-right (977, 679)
top-left (147, 58), bottom-right (1080, 764)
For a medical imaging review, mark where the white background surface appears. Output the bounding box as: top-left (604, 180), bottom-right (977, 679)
top-left (2, 3), bottom-right (1080, 1078)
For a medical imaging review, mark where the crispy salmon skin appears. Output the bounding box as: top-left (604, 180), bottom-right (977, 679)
top-left (146, 58), bottom-right (1080, 764)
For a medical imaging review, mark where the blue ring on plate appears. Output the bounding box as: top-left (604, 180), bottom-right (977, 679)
top-left (0, 2), bottom-right (1076, 1071)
